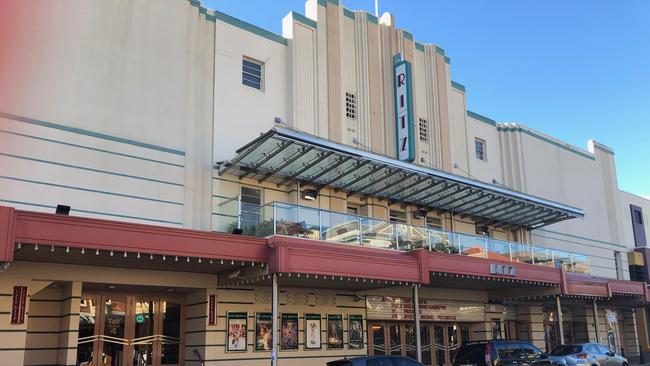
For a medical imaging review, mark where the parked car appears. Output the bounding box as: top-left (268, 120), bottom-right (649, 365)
top-left (327, 355), bottom-right (425, 366)
top-left (548, 343), bottom-right (628, 366)
top-left (453, 340), bottom-right (553, 366)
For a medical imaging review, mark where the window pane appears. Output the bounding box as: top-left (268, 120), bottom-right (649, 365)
top-left (242, 74), bottom-right (261, 89)
top-left (242, 63), bottom-right (262, 77)
top-left (242, 58), bottom-right (263, 90)
top-left (241, 187), bottom-right (261, 204)
top-left (389, 210), bottom-right (407, 223)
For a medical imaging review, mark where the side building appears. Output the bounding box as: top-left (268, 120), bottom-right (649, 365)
top-left (0, 1), bottom-right (648, 365)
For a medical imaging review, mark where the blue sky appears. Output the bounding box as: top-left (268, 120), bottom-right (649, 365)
top-left (204, 0), bottom-right (650, 198)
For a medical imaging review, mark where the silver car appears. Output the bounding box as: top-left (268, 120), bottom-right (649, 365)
top-left (547, 343), bottom-right (628, 366)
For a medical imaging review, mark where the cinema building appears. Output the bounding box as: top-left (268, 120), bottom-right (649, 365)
top-left (1, 1), bottom-right (649, 365)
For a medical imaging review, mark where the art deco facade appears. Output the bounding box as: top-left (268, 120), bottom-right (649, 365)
top-left (0, 1), bottom-right (649, 365)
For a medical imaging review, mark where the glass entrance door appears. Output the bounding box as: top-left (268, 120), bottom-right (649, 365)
top-left (77, 295), bottom-right (184, 366)
top-left (368, 322), bottom-right (471, 366)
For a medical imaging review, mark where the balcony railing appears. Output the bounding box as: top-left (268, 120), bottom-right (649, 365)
top-left (238, 202), bottom-right (590, 274)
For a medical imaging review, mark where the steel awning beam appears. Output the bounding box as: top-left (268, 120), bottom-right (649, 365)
top-left (218, 131), bottom-right (275, 175)
top-left (259, 145), bottom-right (313, 183)
top-left (512, 209), bottom-right (555, 227)
top-left (335, 164), bottom-right (384, 192)
top-left (460, 198), bottom-right (506, 218)
top-left (444, 192), bottom-right (486, 212)
top-left (348, 169), bottom-right (401, 197)
top-left (485, 204), bottom-right (531, 224)
top-left (399, 180), bottom-right (446, 203)
top-left (470, 199), bottom-right (520, 219)
top-left (363, 172), bottom-right (415, 197)
top-left (422, 186), bottom-right (466, 207)
top-left (521, 212), bottom-right (564, 228)
top-left (435, 187), bottom-right (475, 208)
top-left (383, 177), bottom-right (428, 200)
top-left (320, 160), bottom-right (370, 189)
top-left (456, 195), bottom-right (498, 214)
top-left (391, 179), bottom-right (432, 201)
top-left (279, 151), bottom-right (334, 186)
top-left (309, 155), bottom-right (352, 182)
top-left (239, 141), bottom-right (290, 179)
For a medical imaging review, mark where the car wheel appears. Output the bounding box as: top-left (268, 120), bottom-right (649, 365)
top-left (621, 362), bottom-right (628, 366)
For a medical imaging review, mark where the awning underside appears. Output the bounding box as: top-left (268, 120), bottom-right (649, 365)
top-left (218, 127), bottom-right (584, 229)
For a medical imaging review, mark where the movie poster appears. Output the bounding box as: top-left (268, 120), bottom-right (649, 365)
top-left (227, 312), bottom-right (247, 352)
top-left (304, 314), bottom-right (322, 350)
top-left (281, 313), bottom-right (299, 350)
top-left (348, 315), bottom-right (363, 349)
top-left (327, 314), bottom-right (343, 349)
top-left (254, 313), bottom-right (272, 351)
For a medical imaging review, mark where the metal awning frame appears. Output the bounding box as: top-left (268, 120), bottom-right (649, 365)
top-left (218, 127), bottom-right (584, 228)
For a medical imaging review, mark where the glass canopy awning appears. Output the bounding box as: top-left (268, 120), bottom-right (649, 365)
top-left (218, 127), bottom-right (584, 229)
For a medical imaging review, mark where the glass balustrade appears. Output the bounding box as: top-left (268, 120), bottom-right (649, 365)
top-left (510, 242), bottom-right (534, 264)
top-left (236, 202), bottom-right (591, 274)
top-left (486, 239), bottom-right (512, 261)
top-left (457, 233), bottom-right (488, 258)
top-left (429, 229), bottom-right (458, 254)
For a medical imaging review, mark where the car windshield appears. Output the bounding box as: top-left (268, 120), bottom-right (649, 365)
top-left (455, 344), bottom-right (485, 363)
top-left (551, 345), bottom-right (582, 356)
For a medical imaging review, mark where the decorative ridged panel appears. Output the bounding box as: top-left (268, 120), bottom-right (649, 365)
top-left (353, 12), bottom-right (371, 149)
top-left (292, 23), bottom-right (318, 135)
top-left (423, 46), bottom-right (442, 169)
top-left (498, 129), bottom-right (527, 192)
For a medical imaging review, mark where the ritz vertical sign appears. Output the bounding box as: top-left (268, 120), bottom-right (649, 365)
top-left (393, 53), bottom-right (415, 162)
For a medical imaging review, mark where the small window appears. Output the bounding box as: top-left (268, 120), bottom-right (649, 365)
top-left (347, 206), bottom-right (358, 215)
top-left (634, 209), bottom-right (644, 224)
top-left (476, 225), bottom-right (489, 237)
top-left (345, 92), bottom-right (357, 120)
top-left (426, 216), bottom-right (443, 229)
top-left (242, 57), bottom-right (264, 90)
top-left (240, 187), bottom-right (262, 229)
top-left (418, 118), bottom-right (428, 142)
top-left (475, 138), bottom-right (486, 161)
top-left (389, 210), bottom-right (407, 223)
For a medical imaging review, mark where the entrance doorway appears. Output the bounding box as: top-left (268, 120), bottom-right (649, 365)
top-left (369, 322), bottom-right (472, 366)
top-left (76, 294), bottom-right (184, 366)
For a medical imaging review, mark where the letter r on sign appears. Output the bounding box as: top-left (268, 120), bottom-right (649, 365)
top-left (398, 73), bottom-right (406, 87)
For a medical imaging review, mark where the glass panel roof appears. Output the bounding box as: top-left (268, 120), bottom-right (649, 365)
top-left (219, 127), bottom-right (584, 229)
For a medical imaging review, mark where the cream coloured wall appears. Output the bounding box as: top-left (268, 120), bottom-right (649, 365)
top-left (0, 0), bottom-right (215, 230)
top-left (465, 115), bottom-right (504, 185)
top-left (212, 14), bottom-right (289, 164)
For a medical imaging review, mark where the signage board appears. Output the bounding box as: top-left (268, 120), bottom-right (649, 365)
top-left (490, 263), bottom-right (517, 276)
top-left (366, 296), bottom-right (485, 322)
top-left (393, 54), bottom-right (415, 162)
top-left (208, 294), bottom-right (216, 325)
top-left (11, 286), bottom-right (27, 324)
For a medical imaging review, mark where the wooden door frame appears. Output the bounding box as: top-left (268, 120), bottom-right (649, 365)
top-left (368, 321), bottom-right (389, 356)
top-left (78, 291), bottom-right (186, 366)
top-left (155, 297), bottom-right (186, 366)
top-left (97, 294), bottom-right (130, 366)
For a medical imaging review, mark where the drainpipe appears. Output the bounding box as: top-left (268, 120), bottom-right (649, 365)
top-left (556, 296), bottom-right (565, 345)
top-left (414, 284), bottom-right (422, 362)
top-left (593, 299), bottom-right (602, 343)
top-left (272, 273), bottom-right (278, 366)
